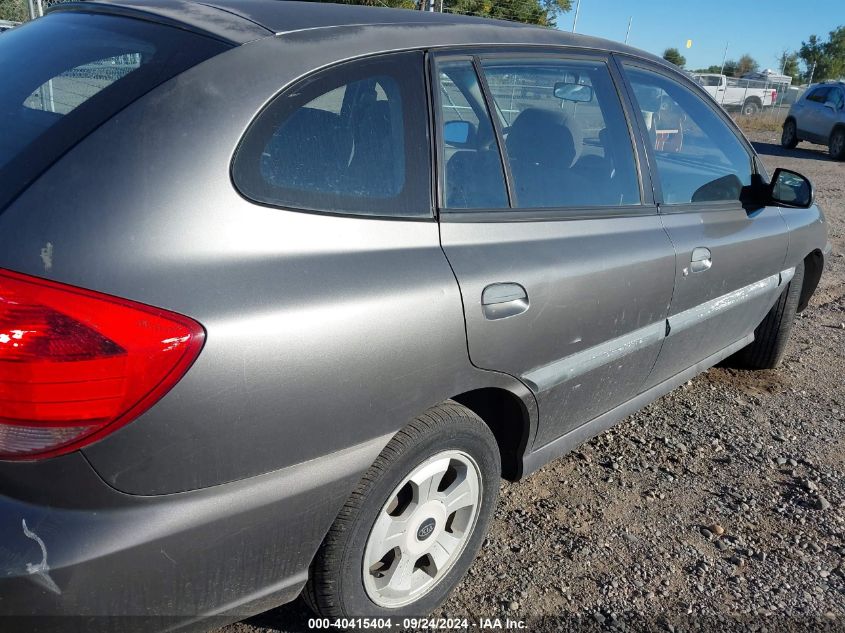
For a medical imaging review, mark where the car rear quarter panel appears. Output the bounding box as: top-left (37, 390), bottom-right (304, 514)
top-left (0, 34), bottom-right (533, 495)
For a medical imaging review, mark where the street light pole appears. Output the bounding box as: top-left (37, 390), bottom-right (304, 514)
top-left (719, 41), bottom-right (729, 76)
top-left (625, 16), bottom-right (632, 44)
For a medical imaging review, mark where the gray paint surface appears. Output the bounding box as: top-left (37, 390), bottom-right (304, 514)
top-left (0, 0), bottom-right (830, 625)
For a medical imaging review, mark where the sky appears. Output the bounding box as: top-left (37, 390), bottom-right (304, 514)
top-left (563, 0), bottom-right (845, 73)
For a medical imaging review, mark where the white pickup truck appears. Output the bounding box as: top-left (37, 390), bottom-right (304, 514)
top-left (694, 73), bottom-right (778, 115)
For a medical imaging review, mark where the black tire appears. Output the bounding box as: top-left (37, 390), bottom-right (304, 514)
top-left (781, 119), bottom-right (799, 149)
top-left (742, 99), bottom-right (760, 116)
top-left (732, 261), bottom-right (804, 369)
top-left (829, 127), bottom-right (845, 161)
top-left (303, 401), bottom-right (500, 617)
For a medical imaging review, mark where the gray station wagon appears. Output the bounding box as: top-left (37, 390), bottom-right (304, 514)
top-left (0, 1), bottom-right (831, 630)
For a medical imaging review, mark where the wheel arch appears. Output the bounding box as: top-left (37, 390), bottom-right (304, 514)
top-left (451, 387), bottom-right (533, 482)
top-left (798, 249), bottom-right (825, 312)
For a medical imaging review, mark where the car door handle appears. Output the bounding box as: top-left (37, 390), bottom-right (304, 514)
top-left (690, 247), bottom-right (712, 273)
top-left (481, 283), bottom-right (528, 320)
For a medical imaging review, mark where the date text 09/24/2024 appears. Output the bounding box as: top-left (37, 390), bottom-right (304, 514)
top-left (307, 618), bottom-right (527, 629)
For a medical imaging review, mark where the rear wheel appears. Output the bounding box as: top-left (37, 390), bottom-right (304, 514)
top-left (304, 402), bottom-right (500, 617)
top-left (830, 127), bottom-right (845, 160)
top-left (731, 261), bottom-right (804, 369)
top-left (781, 119), bottom-right (798, 149)
top-left (742, 99), bottom-right (760, 116)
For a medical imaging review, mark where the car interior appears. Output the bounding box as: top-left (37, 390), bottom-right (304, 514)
top-left (439, 61), bottom-right (641, 209)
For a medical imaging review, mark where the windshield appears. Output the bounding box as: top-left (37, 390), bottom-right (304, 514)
top-left (0, 11), bottom-right (229, 211)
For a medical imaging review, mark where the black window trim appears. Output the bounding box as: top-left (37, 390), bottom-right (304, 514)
top-left (427, 52), bottom-right (513, 216)
top-left (430, 46), bottom-right (657, 223)
top-left (615, 54), bottom-right (762, 213)
top-left (231, 50), bottom-right (434, 222)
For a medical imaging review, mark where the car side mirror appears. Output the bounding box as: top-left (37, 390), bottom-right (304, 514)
top-left (824, 100), bottom-right (837, 111)
top-left (769, 168), bottom-right (813, 208)
top-left (443, 120), bottom-right (474, 147)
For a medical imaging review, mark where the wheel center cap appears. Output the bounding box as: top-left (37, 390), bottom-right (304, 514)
top-left (404, 500), bottom-right (447, 556)
top-left (416, 517), bottom-right (436, 541)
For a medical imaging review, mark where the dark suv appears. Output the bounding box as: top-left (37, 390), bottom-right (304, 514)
top-left (0, 1), bottom-right (829, 630)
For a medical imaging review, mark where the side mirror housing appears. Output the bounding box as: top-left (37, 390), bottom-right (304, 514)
top-left (769, 168), bottom-right (814, 208)
top-left (824, 100), bottom-right (838, 111)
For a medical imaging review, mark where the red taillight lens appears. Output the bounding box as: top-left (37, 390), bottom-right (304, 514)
top-left (0, 269), bottom-right (204, 460)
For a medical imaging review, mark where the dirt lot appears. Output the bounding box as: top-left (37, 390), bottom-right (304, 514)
top-left (224, 128), bottom-right (844, 632)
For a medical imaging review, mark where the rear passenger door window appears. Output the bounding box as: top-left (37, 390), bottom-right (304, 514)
top-left (434, 59), bottom-right (509, 210)
top-left (479, 58), bottom-right (641, 208)
top-left (622, 65), bottom-right (753, 204)
top-left (233, 52), bottom-right (430, 218)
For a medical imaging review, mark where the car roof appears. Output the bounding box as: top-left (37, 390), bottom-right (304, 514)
top-left (50, 0), bottom-right (669, 68)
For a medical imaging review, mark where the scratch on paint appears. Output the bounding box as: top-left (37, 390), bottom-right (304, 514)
top-left (22, 519), bottom-right (61, 595)
top-left (161, 549), bottom-right (177, 566)
top-left (40, 242), bottom-right (53, 273)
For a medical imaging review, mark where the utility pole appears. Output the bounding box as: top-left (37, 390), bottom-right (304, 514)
top-left (719, 41), bottom-right (729, 76)
top-left (808, 61), bottom-right (816, 84)
top-left (624, 16), bottom-right (632, 44)
top-left (571, 0), bottom-right (581, 32)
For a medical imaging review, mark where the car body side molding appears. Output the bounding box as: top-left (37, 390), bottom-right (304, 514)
top-left (521, 268), bottom-right (795, 395)
top-left (522, 332), bottom-right (754, 477)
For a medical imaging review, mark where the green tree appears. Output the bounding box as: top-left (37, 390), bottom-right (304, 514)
top-left (662, 47), bottom-right (686, 68)
top-left (317, 0), bottom-right (570, 26)
top-left (799, 26), bottom-right (845, 81)
top-left (318, 0), bottom-right (417, 7)
top-left (735, 53), bottom-right (759, 77)
top-left (0, 0), bottom-right (28, 22)
top-left (778, 50), bottom-right (801, 83)
top-left (722, 60), bottom-right (739, 77)
top-left (442, 0), bottom-right (571, 27)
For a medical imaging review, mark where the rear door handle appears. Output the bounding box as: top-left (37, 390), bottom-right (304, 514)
top-left (481, 283), bottom-right (528, 320)
top-left (690, 247), bottom-right (712, 273)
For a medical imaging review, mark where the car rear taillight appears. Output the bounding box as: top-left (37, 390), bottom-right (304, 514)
top-left (0, 269), bottom-right (204, 460)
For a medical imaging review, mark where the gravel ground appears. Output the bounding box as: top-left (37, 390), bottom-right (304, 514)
top-left (223, 131), bottom-right (844, 632)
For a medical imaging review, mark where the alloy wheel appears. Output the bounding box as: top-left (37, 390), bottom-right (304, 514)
top-left (363, 450), bottom-right (482, 608)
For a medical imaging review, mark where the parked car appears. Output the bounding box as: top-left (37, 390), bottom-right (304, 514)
top-left (694, 73), bottom-right (778, 114)
top-left (782, 80), bottom-right (845, 160)
top-left (0, 19), bottom-right (21, 33)
top-left (0, 1), bottom-right (830, 630)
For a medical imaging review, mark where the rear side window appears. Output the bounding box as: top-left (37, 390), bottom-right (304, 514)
top-left (805, 87), bottom-right (830, 103)
top-left (0, 11), bottom-right (229, 211)
top-left (233, 52), bottom-right (431, 218)
top-left (698, 76), bottom-right (721, 87)
top-left (480, 58), bottom-right (641, 208)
